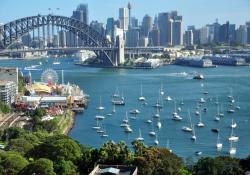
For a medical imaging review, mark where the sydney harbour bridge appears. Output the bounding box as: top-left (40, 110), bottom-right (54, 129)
top-left (0, 14), bottom-right (164, 66)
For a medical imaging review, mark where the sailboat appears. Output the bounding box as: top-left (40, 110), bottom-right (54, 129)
top-left (166, 140), bottom-right (172, 152)
top-left (191, 124), bottom-right (197, 141)
top-left (172, 101), bottom-right (182, 121)
top-left (214, 105), bottom-right (220, 121)
top-left (165, 96), bottom-right (172, 101)
top-left (95, 115), bottom-right (105, 120)
top-left (92, 120), bottom-right (101, 130)
top-left (231, 119), bottom-right (237, 128)
top-left (121, 112), bottom-right (129, 127)
top-left (196, 111), bottom-right (205, 127)
top-left (229, 140), bottom-right (236, 156)
top-left (182, 110), bottom-right (193, 132)
top-left (160, 83), bottom-right (164, 96)
top-left (111, 104), bottom-right (116, 113)
top-left (112, 87), bottom-right (120, 98)
top-left (228, 88), bottom-right (234, 100)
top-left (180, 98), bottom-right (184, 105)
top-left (156, 119), bottom-right (162, 129)
top-left (228, 126), bottom-right (239, 142)
top-left (154, 134), bottom-right (159, 145)
top-left (135, 129), bottom-right (144, 141)
top-left (124, 124), bottom-right (133, 133)
top-left (215, 96), bottom-right (219, 105)
top-left (138, 84), bottom-right (146, 101)
top-left (216, 132), bottom-right (223, 150)
top-left (96, 96), bottom-right (105, 110)
top-left (236, 97), bottom-right (240, 110)
top-left (219, 104), bottom-right (224, 117)
top-left (53, 57), bottom-right (60, 65)
top-left (100, 128), bottom-right (109, 137)
top-left (153, 108), bottom-right (160, 118)
top-left (149, 123), bottom-right (156, 136)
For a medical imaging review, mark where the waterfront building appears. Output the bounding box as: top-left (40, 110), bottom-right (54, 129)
top-left (175, 57), bottom-right (214, 68)
top-left (149, 29), bottom-right (160, 46)
top-left (89, 164), bottom-right (138, 175)
top-left (0, 67), bottom-right (19, 94)
top-left (119, 7), bottom-right (129, 31)
top-left (236, 25), bottom-right (247, 45)
top-left (72, 4), bottom-right (89, 24)
top-left (203, 55), bottom-right (247, 66)
top-left (184, 30), bottom-right (193, 46)
top-left (126, 28), bottom-right (139, 47)
top-left (199, 26), bottom-right (209, 44)
top-left (0, 81), bottom-right (17, 105)
top-left (141, 14), bottom-right (153, 37)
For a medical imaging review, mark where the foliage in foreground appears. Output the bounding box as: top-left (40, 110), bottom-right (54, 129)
top-left (0, 127), bottom-right (249, 175)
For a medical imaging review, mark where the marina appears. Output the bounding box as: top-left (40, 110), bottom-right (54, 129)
top-left (0, 57), bottom-right (250, 158)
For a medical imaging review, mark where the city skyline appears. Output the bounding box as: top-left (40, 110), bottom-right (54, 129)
top-left (0, 0), bottom-right (250, 28)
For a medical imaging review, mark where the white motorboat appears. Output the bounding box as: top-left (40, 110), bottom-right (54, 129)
top-left (182, 126), bottom-right (192, 132)
top-left (227, 109), bottom-right (235, 113)
top-left (229, 141), bottom-right (236, 156)
top-left (125, 125), bottom-right (133, 133)
top-left (156, 120), bottom-right (162, 129)
top-left (193, 74), bottom-right (204, 80)
top-left (146, 119), bottom-right (152, 124)
top-left (96, 96), bottom-right (105, 110)
top-left (199, 98), bottom-right (206, 103)
top-left (195, 151), bottom-right (203, 156)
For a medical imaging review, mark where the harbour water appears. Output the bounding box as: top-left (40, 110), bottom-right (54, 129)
top-left (1, 57), bottom-right (250, 159)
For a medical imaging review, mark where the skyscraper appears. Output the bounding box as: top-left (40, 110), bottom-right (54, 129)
top-left (236, 25), bottom-right (247, 45)
top-left (119, 7), bottom-right (129, 31)
top-left (106, 18), bottom-right (115, 42)
top-left (126, 28), bottom-right (139, 47)
top-left (90, 21), bottom-right (105, 36)
top-left (72, 4), bottom-right (89, 24)
top-left (149, 29), bottom-right (160, 46)
top-left (172, 19), bottom-right (183, 45)
top-left (246, 22), bottom-right (250, 44)
top-left (184, 30), bottom-right (193, 46)
top-left (131, 17), bottom-right (139, 28)
top-left (141, 14), bottom-right (153, 37)
top-left (200, 26), bottom-right (209, 44)
top-left (158, 12), bottom-right (171, 46)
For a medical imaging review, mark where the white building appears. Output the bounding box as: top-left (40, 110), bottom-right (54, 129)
top-left (200, 26), bottom-right (209, 44)
top-left (0, 67), bottom-right (19, 94)
top-left (184, 30), bottom-right (193, 46)
top-left (0, 81), bottom-right (17, 105)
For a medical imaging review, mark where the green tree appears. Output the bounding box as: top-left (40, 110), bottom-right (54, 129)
top-left (54, 160), bottom-right (78, 175)
top-left (0, 151), bottom-right (28, 175)
top-left (19, 158), bottom-right (56, 175)
top-left (6, 138), bottom-right (34, 155)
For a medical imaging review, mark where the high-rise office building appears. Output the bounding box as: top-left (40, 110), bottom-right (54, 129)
top-left (126, 28), bottom-right (139, 47)
top-left (219, 21), bottom-right (229, 43)
top-left (158, 12), bottom-right (171, 46)
top-left (184, 30), bottom-right (193, 46)
top-left (138, 37), bottom-right (149, 47)
top-left (106, 18), bottom-right (115, 42)
top-left (213, 19), bottom-right (221, 43)
top-left (172, 19), bottom-right (183, 45)
top-left (236, 25), bottom-right (247, 45)
top-left (72, 4), bottom-right (89, 24)
top-left (200, 26), bottom-right (209, 44)
top-left (131, 17), bottom-right (139, 28)
top-left (90, 21), bottom-right (105, 36)
top-left (246, 22), bottom-right (250, 44)
top-left (149, 29), bottom-right (160, 46)
top-left (141, 14), bottom-right (153, 37)
top-left (119, 7), bottom-right (129, 31)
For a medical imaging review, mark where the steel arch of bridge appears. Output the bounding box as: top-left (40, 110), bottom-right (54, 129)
top-left (0, 14), bottom-right (116, 66)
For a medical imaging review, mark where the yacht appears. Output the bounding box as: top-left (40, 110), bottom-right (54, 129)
top-left (166, 140), bottom-right (172, 153)
top-left (146, 119), bottom-right (152, 124)
top-left (236, 97), bottom-right (240, 110)
top-left (191, 127), bottom-right (197, 141)
top-left (95, 115), bottom-right (105, 120)
top-left (180, 98), bottom-right (184, 105)
top-left (195, 151), bottom-right (203, 156)
top-left (182, 110), bottom-right (193, 132)
top-left (196, 114), bottom-right (205, 127)
top-left (124, 125), bottom-right (133, 133)
top-left (228, 127), bottom-right (239, 142)
top-left (156, 120), bottom-right (162, 129)
top-left (138, 85), bottom-right (146, 101)
top-left (130, 109), bottom-right (140, 115)
top-left (112, 87), bottom-right (120, 98)
top-left (219, 104), bottom-right (224, 117)
top-left (96, 96), bottom-right (105, 110)
top-left (199, 98), bottom-right (206, 103)
top-left (160, 83), bottom-right (164, 96)
top-left (135, 129), bottom-right (144, 141)
top-left (154, 134), bottom-right (159, 145)
top-left (122, 112), bottom-right (129, 124)
top-left (231, 119), bottom-right (237, 129)
top-left (112, 105), bottom-right (116, 113)
top-left (165, 96), bottom-right (172, 101)
top-left (153, 108), bottom-right (160, 118)
top-left (229, 141), bottom-right (236, 156)
top-left (227, 109), bottom-right (235, 113)
top-left (172, 101), bottom-right (182, 121)
top-left (216, 133), bottom-right (223, 150)
top-left (92, 120), bottom-right (101, 130)
top-left (149, 123), bottom-right (156, 136)
top-left (53, 61), bottom-right (61, 65)
top-left (214, 106), bottom-right (220, 121)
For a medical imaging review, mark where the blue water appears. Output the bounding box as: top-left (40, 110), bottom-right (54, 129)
top-left (1, 57), bottom-right (250, 158)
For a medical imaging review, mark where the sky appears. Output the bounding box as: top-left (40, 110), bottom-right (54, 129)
top-left (0, 0), bottom-right (249, 28)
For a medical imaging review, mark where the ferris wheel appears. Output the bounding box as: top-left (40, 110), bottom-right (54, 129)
top-left (41, 68), bottom-right (58, 85)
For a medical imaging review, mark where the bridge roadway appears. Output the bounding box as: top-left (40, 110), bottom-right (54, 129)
top-left (0, 46), bottom-right (165, 54)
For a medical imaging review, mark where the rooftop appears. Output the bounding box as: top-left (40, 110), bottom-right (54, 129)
top-left (89, 165), bottom-right (137, 175)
